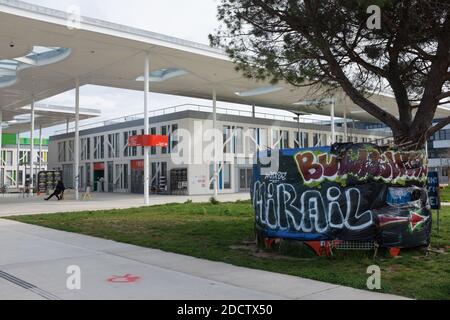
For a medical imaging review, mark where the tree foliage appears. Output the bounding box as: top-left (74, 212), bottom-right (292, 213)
top-left (210, 0), bottom-right (450, 148)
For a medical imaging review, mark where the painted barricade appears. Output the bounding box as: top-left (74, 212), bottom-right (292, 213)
top-left (252, 143), bottom-right (432, 248)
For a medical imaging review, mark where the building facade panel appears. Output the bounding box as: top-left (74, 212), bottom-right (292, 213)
top-left (1, 134), bottom-right (48, 190)
top-left (48, 109), bottom-right (389, 196)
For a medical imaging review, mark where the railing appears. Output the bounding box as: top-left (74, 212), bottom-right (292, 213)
top-left (55, 103), bottom-right (390, 135)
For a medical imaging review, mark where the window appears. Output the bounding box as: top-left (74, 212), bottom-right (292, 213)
top-left (151, 163), bottom-right (157, 188)
top-left (313, 133), bottom-right (327, 147)
top-left (58, 141), bottom-right (66, 162)
top-left (247, 128), bottom-right (258, 154)
top-left (281, 130), bottom-right (289, 148)
top-left (19, 151), bottom-right (30, 165)
top-left (93, 135), bottom-right (105, 159)
top-left (295, 132), bottom-right (309, 148)
top-left (86, 163), bottom-right (91, 187)
top-left (123, 164), bottom-right (129, 189)
top-left (123, 131), bottom-right (137, 157)
top-left (107, 133), bottom-right (120, 158)
top-left (223, 126), bottom-right (244, 154)
top-left (115, 133), bottom-right (120, 157)
top-left (171, 124), bottom-right (179, 152)
top-left (38, 151), bottom-right (48, 163)
top-left (209, 162), bottom-right (231, 190)
top-left (161, 126), bottom-right (168, 154)
top-left (150, 127), bottom-right (157, 155)
top-left (108, 134), bottom-right (113, 158)
top-left (209, 163), bottom-right (215, 190)
top-left (6, 170), bottom-right (16, 186)
top-left (223, 125), bottom-right (232, 153)
top-left (257, 128), bottom-right (267, 150)
top-left (436, 129), bottom-right (450, 141)
top-left (68, 140), bottom-right (74, 162)
top-left (234, 127), bottom-right (244, 154)
top-left (141, 129), bottom-right (145, 156)
top-left (150, 162), bottom-right (167, 193)
top-left (5, 151), bottom-right (13, 166)
top-left (18, 170), bottom-right (23, 186)
top-left (81, 137), bottom-right (91, 160)
top-left (272, 130), bottom-right (280, 148)
top-left (271, 130), bottom-right (289, 149)
top-left (123, 132), bottom-right (129, 157)
top-left (222, 163), bottom-right (231, 189)
top-left (130, 131), bottom-right (137, 156)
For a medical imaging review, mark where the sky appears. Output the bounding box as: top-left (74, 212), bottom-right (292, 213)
top-left (22, 0), bottom-right (268, 136)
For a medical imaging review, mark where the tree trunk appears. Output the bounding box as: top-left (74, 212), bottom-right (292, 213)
top-left (392, 121), bottom-right (431, 150)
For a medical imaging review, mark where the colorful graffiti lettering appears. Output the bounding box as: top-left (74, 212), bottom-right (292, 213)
top-left (378, 211), bottom-right (429, 232)
top-left (252, 144), bottom-right (432, 248)
top-left (295, 147), bottom-right (427, 186)
top-left (253, 181), bottom-right (374, 234)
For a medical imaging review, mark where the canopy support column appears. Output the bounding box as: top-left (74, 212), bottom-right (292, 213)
top-left (0, 111), bottom-right (2, 168)
top-left (30, 98), bottom-right (35, 195)
top-left (38, 125), bottom-right (42, 173)
top-left (144, 52), bottom-right (150, 205)
top-left (74, 78), bottom-right (80, 200)
top-left (330, 100), bottom-right (336, 144)
top-left (213, 88), bottom-right (218, 198)
top-left (16, 131), bottom-right (20, 188)
top-left (344, 106), bottom-right (348, 142)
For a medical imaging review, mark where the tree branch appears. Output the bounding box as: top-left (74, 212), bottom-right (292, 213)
top-left (438, 91), bottom-right (450, 101)
top-left (429, 117), bottom-right (450, 137)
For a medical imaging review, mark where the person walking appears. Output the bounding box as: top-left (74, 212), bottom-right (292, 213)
top-left (45, 180), bottom-right (66, 201)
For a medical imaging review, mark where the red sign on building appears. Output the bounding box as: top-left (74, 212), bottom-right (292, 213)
top-left (131, 160), bottom-right (145, 170)
top-left (94, 162), bottom-right (105, 171)
top-left (128, 135), bottom-right (168, 147)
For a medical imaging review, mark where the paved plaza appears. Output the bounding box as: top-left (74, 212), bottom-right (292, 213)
top-left (0, 219), bottom-right (407, 300)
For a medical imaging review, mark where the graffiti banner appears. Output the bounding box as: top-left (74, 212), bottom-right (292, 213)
top-left (252, 144), bottom-right (432, 248)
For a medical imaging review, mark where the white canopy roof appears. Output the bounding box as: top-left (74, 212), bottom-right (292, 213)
top-left (1, 104), bottom-right (101, 133)
top-left (1, 0), bottom-right (449, 124)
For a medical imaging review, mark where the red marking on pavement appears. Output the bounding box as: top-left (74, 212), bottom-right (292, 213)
top-left (107, 274), bottom-right (141, 283)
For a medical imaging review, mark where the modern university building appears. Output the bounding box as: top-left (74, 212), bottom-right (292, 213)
top-left (48, 104), bottom-right (391, 196)
top-left (0, 133), bottom-right (48, 189)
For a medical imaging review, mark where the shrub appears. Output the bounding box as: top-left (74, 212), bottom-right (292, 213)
top-left (209, 197), bottom-right (220, 205)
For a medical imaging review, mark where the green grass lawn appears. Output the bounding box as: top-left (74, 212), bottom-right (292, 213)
top-left (7, 201), bottom-right (450, 300)
top-left (440, 186), bottom-right (450, 202)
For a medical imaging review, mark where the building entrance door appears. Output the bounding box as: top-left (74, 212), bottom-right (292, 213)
top-left (170, 168), bottom-right (188, 195)
top-left (130, 160), bottom-right (144, 194)
top-left (93, 162), bottom-right (105, 192)
top-left (62, 164), bottom-right (73, 188)
top-left (239, 168), bottom-right (253, 192)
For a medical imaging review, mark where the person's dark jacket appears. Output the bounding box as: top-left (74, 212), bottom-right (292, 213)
top-left (55, 181), bottom-right (66, 195)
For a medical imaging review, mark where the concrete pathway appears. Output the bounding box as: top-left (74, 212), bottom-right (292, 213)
top-left (0, 219), bottom-right (408, 300)
top-left (0, 192), bottom-right (251, 217)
